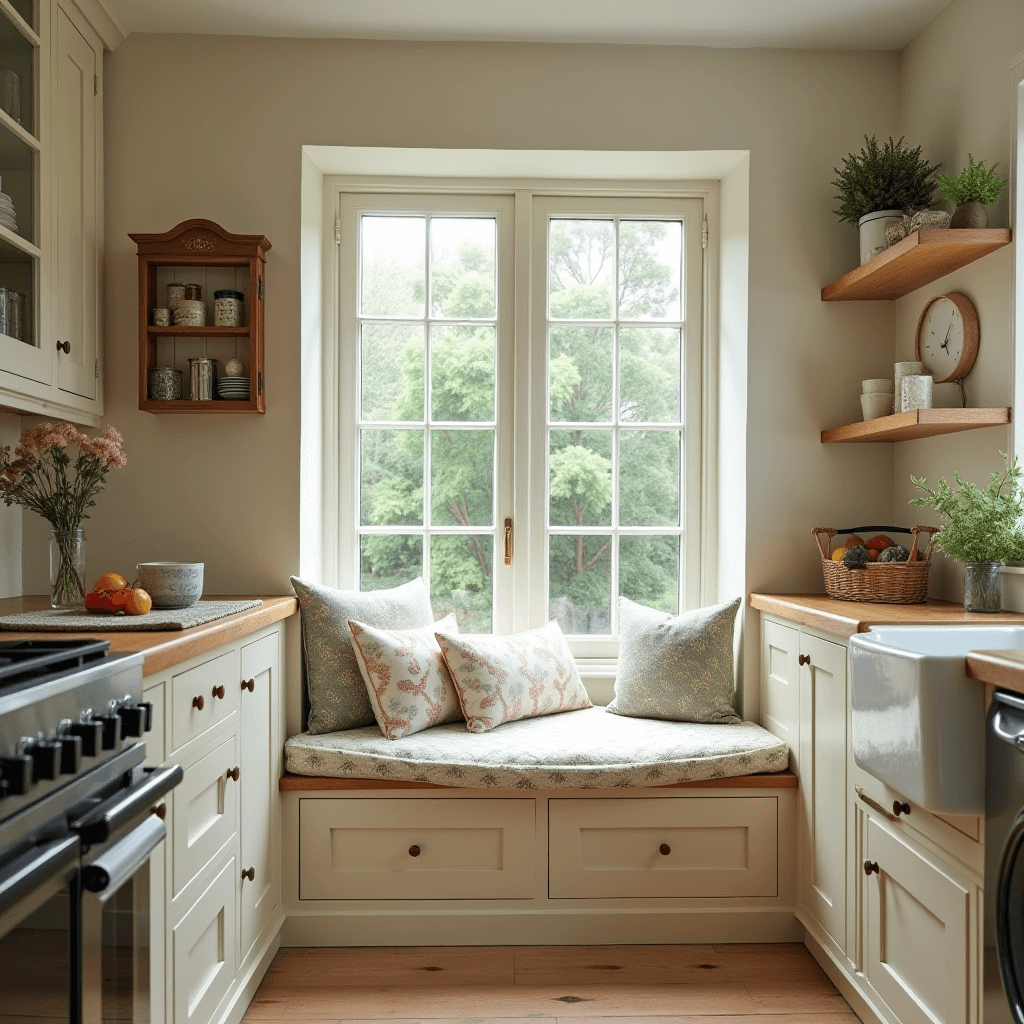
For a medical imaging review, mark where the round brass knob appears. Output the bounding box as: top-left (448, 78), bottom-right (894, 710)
top-left (191, 695), bottom-right (205, 711)
top-left (864, 860), bottom-right (880, 875)
top-left (225, 766), bottom-right (240, 782)
top-left (211, 685), bottom-right (225, 700)
top-left (241, 867), bottom-right (255, 882)
top-left (659, 843), bottom-right (671, 856)
top-left (241, 678), bottom-right (255, 692)
top-left (408, 845), bottom-right (421, 857)
top-left (56, 340), bottom-right (70, 354)
top-left (893, 801), bottom-right (911, 817)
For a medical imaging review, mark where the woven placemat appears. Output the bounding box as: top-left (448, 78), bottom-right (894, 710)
top-left (0, 599), bottom-right (264, 632)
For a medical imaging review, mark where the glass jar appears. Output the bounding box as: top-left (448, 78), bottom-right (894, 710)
top-left (49, 528), bottom-right (86, 609)
top-left (213, 289), bottom-right (243, 327)
top-left (148, 366), bottom-right (182, 400)
top-left (183, 283), bottom-right (202, 301)
top-left (964, 560), bottom-right (1002, 613)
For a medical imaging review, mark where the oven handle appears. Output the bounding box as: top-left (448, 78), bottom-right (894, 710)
top-left (72, 764), bottom-right (182, 845)
top-left (81, 813), bottom-right (165, 901)
top-left (0, 833), bottom-right (80, 918)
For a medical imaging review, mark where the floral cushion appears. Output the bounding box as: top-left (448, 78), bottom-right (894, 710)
top-left (436, 620), bottom-right (592, 733)
top-left (349, 614), bottom-right (463, 740)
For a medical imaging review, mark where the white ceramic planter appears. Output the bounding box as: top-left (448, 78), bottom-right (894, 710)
top-left (858, 209), bottom-right (903, 265)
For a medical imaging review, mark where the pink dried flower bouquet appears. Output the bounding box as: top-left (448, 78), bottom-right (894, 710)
top-left (0, 421), bottom-right (127, 605)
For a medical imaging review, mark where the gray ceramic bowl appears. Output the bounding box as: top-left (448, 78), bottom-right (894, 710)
top-left (136, 562), bottom-right (204, 609)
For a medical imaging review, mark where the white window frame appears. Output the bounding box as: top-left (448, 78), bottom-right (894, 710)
top-left (328, 179), bottom-right (714, 660)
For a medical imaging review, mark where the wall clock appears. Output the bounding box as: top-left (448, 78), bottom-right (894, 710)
top-left (915, 292), bottom-right (979, 405)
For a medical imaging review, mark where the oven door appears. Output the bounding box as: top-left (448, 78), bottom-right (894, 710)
top-left (0, 829), bottom-right (81, 1024)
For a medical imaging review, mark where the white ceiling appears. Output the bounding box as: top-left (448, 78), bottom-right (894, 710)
top-left (108, 0), bottom-right (950, 51)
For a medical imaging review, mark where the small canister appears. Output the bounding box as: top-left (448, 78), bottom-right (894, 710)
top-left (901, 374), bottom-right (934, 412)
top-left (8, 290), bottom-right (24, 341)
top-left (213, 289), bottom-right (244, 327)
top-left (151, 307), bottom-right (171, 326)
top-left (188, 357), bottom-right (216, 401)
top-left (173, 299), bottom-right (206, 327)
top-left (183, 283), bottom-right (202, 302)
top-left (167, 283), bottom-right (186, 310)
top-left (148, 366), bottom-right (182, 401)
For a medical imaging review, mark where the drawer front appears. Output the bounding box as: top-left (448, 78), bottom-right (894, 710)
top-left (171, 650), bottom-right (238, 752)
top-left (300, 798), bottom-right (535, 900)
top-left (173, 735), bottom-right (239, 896)
top-left (549, 797), bottom-right (778, 898)
top-left (172, 856), bottom-right (237, 1024)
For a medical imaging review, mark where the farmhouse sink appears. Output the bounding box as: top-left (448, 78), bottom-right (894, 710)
top-left (850, 626), bottom-right (1024, 815)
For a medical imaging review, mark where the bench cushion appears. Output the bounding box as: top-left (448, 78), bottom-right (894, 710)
top-left (284, 707), bottom-right (789, 789)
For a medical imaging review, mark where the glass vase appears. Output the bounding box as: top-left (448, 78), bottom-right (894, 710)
top-left (49, 528), bottom-right (85, 609)
top-left (964, 560), bottom-right (1002, 613)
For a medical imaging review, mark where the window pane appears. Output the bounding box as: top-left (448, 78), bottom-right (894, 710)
top-left (549, 430), bottom-right (612, 526)
top-left (360, 428), bottom-right (423, 526)
top-left (430, 326), bottom-right (494, 422)
top-left (549, 326), bottom-right (612, 422)
top-left (430, 534), bottom-right (493, 632)
top-left (620, 535), bottom-right (679, 614)
top-left (361, 323), bottom-right (424, 421)
top-left (430, 218), bottom-right (496, 319)
top-left (619, 430), bottom-right (680, 527)
top-left (619, 327), bottom-right (680, 423)
top-left (619, 220), bottom-right (682, 321)
top-left (549, 534), bottom-right (611, 634)
top-left (430, 429), bottom-right (494, 526)
top-left (549, 219), bottom-right (614, 320)
top-left (360, 535), bottom-right (423, 591)
top-left (360, 216), bottom-right (425, 317)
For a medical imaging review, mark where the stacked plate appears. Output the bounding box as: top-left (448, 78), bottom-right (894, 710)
top-left (217, 376), bottom-right (250, 401)
top-left (0, 192), bottom-right (18, 233)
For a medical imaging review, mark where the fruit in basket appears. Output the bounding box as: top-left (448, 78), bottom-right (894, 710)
top-left (124, 587), bottom-right (153, 616)
top-left (868, 548), bottom-right (880, 561)
top-left (831, 547), bottom-right (846, 561)
top-left (866, 535), bottom-right (894, 551)
top-left (844, 534), bottom-right (866, 548)
top-left (878, 544), bottom-right (910, 562)
top-left (85, 586), bottom-right (130, 614)
top-left (842, 545), bottom-right (871, 569)
top-left (92, 572), bottom-right (128, 592)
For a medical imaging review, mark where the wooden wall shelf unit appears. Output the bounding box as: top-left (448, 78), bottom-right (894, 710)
top-left (821, 229), bottom-right (1011, 301)
top-left (131, 219), bottom-right (271, 413)
top-left (821, 407), bottom-right (1010, 443)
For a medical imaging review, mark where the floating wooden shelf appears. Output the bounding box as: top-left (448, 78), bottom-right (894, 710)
top-left (821, 407), bottom-right (1010, 443)
top-left (147, 325), bottom-right (250, 337)
top-left (821, 229), bottom-right (1011, 301)
top-left (140, 399), bottom-right (258, 414)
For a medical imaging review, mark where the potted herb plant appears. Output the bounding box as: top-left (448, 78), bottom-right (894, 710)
top-left (910, 452), bottom-right (1024, 612)
top-left (832, 135), bottom-right (940, 264)
top-left (936, 155), bottom-right (1007, 228)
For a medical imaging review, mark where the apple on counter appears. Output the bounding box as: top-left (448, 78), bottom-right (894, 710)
top-left (85, 573), bottom-right (153, 616)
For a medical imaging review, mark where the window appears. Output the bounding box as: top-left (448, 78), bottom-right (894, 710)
top-left (339, 190), bottom-right (703, 651)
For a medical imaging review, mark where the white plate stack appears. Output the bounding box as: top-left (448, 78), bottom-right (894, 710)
top-left (217, 376), bottom-right (250, 401)
top-left (0, 191), bottom-right (18, 234)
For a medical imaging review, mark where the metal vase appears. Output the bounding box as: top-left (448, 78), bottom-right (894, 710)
top-left (963, 560), bottom-right (1002, 613)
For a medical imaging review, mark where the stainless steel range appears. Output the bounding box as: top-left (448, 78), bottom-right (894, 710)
top-left (0, 638), bottom-right (182, 1024)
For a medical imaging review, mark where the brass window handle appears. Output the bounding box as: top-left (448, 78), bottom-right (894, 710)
top-left (503, 518), bottom-right (513, 566)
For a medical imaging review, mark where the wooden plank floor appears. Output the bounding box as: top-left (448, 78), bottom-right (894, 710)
top-left (245, 943), bottom-right (857, 1022)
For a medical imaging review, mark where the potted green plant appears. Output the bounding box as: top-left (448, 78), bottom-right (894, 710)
top-left (910, 452), bottom-right (1024, 612)
top-left (832, 135), bottom-right (940, 265)
top-left (936, 155), bottom-right (1007, 228)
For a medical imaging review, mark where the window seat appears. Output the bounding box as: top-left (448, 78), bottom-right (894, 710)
top-left (283, 706), bottom-right (789, 790)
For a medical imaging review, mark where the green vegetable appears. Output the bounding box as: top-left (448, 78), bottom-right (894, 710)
top-left (936, 155), bottom-right (1006, 206)
top-left (832, 136), bottom-right (940, 224)
top-left (910, 452), bottom-right (1024, 563)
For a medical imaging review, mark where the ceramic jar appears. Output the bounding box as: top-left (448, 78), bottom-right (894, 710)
top-left (183, 283), bottom-right (202, 301)
top-left (858, 209), bottom-right (903, 265)
top-left (213, 289), bottom-right (243, 327)
top-left (166, 283), bottom-right (186, 310)
top-left (151, 307), bottom-right (171, 326)
top-left (148, 366), bottom-right (182, 400)
top-left (901, 374), bottom-right (934, 412)
top-left (173, 299), bottom-right (206, 327)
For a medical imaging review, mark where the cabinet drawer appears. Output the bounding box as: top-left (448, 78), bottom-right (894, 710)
top-left (173, 735), bottom-right (238, 896)
top-left (300, 798), bottom-right (535, 900)
top-left (172, 856), bottom-right (237, 1024)
top-left (171, 650), bottom-right (238, 752)
top-left (863, 816), bottom-right (973, 1024)
top-left (549, 797), bottom-right (778, 898)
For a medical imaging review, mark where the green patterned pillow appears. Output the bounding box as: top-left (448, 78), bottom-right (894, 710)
top-left (608, 597), bottom-right (741, 724)
top-left (290, 576), bottom-right (435, 734)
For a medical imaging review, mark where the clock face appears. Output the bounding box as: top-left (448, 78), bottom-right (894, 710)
top-left (920, 297), bottom-right (965, 382)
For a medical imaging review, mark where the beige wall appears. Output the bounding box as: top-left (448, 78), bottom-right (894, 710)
top-left (20, 36), bottom-right (901, 704)
top-left (894, 0), bottom-right (1024, 602)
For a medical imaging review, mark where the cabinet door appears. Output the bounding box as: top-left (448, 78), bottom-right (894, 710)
top-left (799, 632), bottom-right (847, 949)
top-left (54, 5), bottom-right (96, 400)
top-left (864, 817), bottom-right (973, 1024)
top-left (761, 619), bottom-right (799, 763)
top-left (239, 632), bottom-right (280, 963)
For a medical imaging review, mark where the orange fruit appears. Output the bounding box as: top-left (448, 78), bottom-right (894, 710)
top-left (124, 588), bottom-right (153, 616)
top-left (868, 549), bottom-right (880, 561)
top-left (93, 572), bottom-right (128, 592)
top-left (866, 535), bottom-right (893, 551)
top-left (85, 587), bottom-right (128, 614)
top-left (831, 548), bottom-right (845, 561)
top-left (844, 535), bottom-right (866, 549)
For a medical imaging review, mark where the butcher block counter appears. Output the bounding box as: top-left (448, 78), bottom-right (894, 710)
top-left (0, 594), bottom-right (297, 676)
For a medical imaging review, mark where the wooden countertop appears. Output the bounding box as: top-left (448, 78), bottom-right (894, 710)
top-left (750, 593), bottom-right (1024, 639)
top-left (966, 650), bottom-right (1024, 695)
top-left (0, 595), bottom-right (297, 676)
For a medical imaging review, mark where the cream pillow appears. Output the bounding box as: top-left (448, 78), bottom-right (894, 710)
top-left (349, 614), bottom-right (463, 740)
top-left (435, 620), bottom-right (592, 734)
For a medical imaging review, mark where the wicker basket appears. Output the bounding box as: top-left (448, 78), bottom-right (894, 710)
top-left (813, 526), bottom-right (939, 604)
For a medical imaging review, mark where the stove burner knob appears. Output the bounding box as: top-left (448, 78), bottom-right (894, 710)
top-left (60, 734), bottom-right (83, 775)
top-left (69, 720), bottom-right (103, 757)
top-left (138, 701), bottom-right (153, 732)
top-left (29, 741), bottom-right (62, 781)
top-left (117, 705), bottom-right (145, 739)
top-left (94, 713), bottom-right (121, 751)
top-left (0, 755), bottom-right (32, 795)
